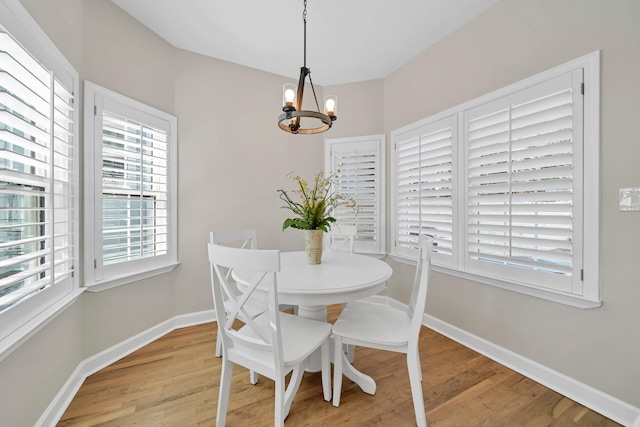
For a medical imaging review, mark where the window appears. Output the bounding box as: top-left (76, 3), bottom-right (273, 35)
top-left (84, 82), bottom-right (177, 291)
top-left (391, 52), bottom-right (600, 308)
top-left (0, 0), bottom-right (79, 353)
top-left (325, 135), bottom-right (385, 255)
top-left (465, 71), bottom-right (583, 293)
top-left (393, 115), bottom-right (457, 267)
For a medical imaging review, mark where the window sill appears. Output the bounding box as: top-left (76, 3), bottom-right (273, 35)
top-left (390, 255), bottom-right (602, 309)
top-left (84, 262), bottom-right (180, 292)
top-left (0, 288), bottom-right (85, 363)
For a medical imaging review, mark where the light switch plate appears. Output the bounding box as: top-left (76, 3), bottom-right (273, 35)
top-left (620, 187), bottom-right (640, 211)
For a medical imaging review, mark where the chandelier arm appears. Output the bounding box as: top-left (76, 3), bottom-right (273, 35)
top-left (291, 67), bottom-right (308, 131)
top-left (295, 67), bottom-right (307, 112)
top-left (307, 73), bottom-right (321, 113)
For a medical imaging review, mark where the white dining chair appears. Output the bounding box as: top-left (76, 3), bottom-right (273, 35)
top-left (210, 230), bottom-right (264, 358)
top-left (324, 223), bottom-right (358, 360)
top-left (331, 235), bottom-right (433, 427)
top-left (210, 229), bottom-right (297, 364)
top-left (325, 223), bottom-right (356, 253)
top-left (208, 242), bottom-right (332, 427)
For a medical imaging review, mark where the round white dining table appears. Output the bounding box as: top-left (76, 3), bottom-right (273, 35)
top-left (233, 250), bottom-right (392, 394)
top-left (264, 250), bottom-right (392, 321)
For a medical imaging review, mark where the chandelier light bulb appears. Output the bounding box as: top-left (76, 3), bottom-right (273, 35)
top-left (284, 88), bottom-right (296, 107)
top-left (324, 94), bottom-right (337, 118)
top-left (325, 98), bottom-right (335, 116)
top-left (283, 83), bottom-right (297, 109)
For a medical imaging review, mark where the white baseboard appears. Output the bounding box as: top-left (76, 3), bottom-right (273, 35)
top-left (423, 312), bottom-right (640, 426)
top-left (34, 301), bottom-right (640, 427)
top-left (361, 295), bottom-right (639, 426)
top-left (35, 309), bottom-right (216, 427)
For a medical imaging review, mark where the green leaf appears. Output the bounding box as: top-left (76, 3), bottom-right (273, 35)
top-left (282, 217), bottom-right (311, 231)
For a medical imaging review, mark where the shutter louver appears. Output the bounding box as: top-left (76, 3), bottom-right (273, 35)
top-left (395, 116), bottom-right (455, 262)
top-left (466, 74), bottom-right (577, 284)
top-left (0, 29), bottom-right (75, 312)
top-left (101, 112), bottom-right (169, 266)
top-left (328, 136), bottom-right (384, 254)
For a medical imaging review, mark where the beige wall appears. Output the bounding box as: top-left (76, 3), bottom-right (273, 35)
top-left (384, 0), bottom-right (640, 408)
top-left (0, 1), bottom-right (85, 426)
top-left (173, 48), bottom-right (322, 314)
top-left (0, 302), bottom-right (84, 427)
top-left (323, 79), bottom-right (385, 138)
top-left (0, 0), bottom-right (638, 425)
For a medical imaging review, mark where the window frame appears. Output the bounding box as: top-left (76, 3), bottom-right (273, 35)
top-left (0, 0), bottom-right (81, 359)
top-left (83, 81), bottom-right (178, 292)
top-left (325, 134), bottom-right (386, 257)
top-left (391, 51), bottom-right (601, 309)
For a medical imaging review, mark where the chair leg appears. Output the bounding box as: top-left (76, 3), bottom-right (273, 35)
top-left (415, 346), bottom-right (422, 382)
top-left (216, 357), bottom-right (234, 427)
top-left (250, 370), bottom-right (258, 385)
top-left (283, 366), bottom-right (305, 421)
top-left (274, 374), bottom-right (286, 427)
top-left (321, 339), bottom-right (331, 401)
top-left (215, 333), bottom-right (222, 357)
top-left (332, 335), bottom-right (344, 407)
top-left (407, 352), bottom-right (426, 427)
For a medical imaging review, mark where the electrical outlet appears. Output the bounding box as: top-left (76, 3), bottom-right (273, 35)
top-left (620, 187), bottom-right (640, 211)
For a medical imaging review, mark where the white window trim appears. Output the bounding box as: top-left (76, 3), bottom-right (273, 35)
top-left (83, 82), bottom-right (178, 292)
top-left (325, 134), bottom-right (386, 257)
top-left (391, 51), bottom-right (600, 309)
top-left (0, 0), bottom-right (81, 360)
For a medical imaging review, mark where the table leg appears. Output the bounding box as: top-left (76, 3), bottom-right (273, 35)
top-left (338, 349), bottom-right (376, 395)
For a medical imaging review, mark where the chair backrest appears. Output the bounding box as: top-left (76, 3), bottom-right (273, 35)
top-left (407, 235), bottom-right (433, 343)
top-left (208, 242), bottom-right (285, 370)
top-left (210, 228), bottom-right (258, 249)
top-left (210, 228), bottom-right (258, 283)
top-left (325, 224), bottom-right (356, 253)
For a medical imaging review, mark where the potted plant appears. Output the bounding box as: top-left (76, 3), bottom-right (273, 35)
top-left (278, 171), bottom-right (355, 264)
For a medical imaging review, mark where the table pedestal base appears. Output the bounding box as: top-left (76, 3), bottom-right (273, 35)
top-left (298, 304), bottom-right (376, 395)
top-left (298, 305), bottom-right (328, 372)
top-left (337, 350), bottom-right (376, 395)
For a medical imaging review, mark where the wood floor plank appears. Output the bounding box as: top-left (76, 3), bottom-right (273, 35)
top-left (57, 305), bottom-right (622, 426)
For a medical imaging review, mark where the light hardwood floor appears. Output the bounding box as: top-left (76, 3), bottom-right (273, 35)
top-left (58, 305), bottom-right (621, 426)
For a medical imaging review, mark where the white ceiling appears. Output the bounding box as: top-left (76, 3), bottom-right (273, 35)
top-left (110, 0), bottom-right (498, 86)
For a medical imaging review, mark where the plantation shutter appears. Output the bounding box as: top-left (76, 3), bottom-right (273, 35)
top-left (464, 70), bottom-right (583, 292)
top-left (394, 116), bottom-right (456, 264)
top-left (97, 101), bottom-right (169, 273)
top-left (0, 28), bottom-right (76, 312)
top-left (326, 135), bottom-right (384, 255)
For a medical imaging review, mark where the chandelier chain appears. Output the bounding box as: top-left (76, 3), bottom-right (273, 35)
top-left (303, 0), bottom-right (307, 67)
top-left (303, 0), bottom-right (307, 23)
top-left (303, 0), bottom-right (318, 110)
